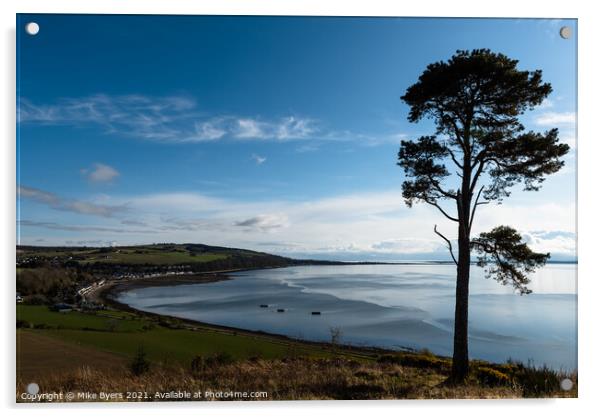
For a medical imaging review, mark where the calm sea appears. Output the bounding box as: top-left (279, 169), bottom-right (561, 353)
top-left (117, 263), bottom-right (577, 370)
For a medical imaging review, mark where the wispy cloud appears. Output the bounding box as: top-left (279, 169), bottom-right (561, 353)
top-left (19, 94), bottom-right (196, 141)
top-left (19, 94), bottom-right (320, 143)
top-left (17, 185), bottom-right (575, 259)
top-left (539, 98), bottom-right (555, 109)
top-left (534, 111), bottom-right (576, 126)
top-left (275, 116), bottom-right (316, 140)
top-left (65, 239), bottom-right (117, 246)
top-left (121, 219), bottom-right (148, 227)
top-left (81, 163), bottom-right (120, 183)
top-left (201, 116), bottom-right (318, 141)
top-left (370, 238), bottom-right (442, 254)
top-left (236, 119), bottom-right (267, 139)
top-left (18, 185), bottom-right (127, 218)
top-left (234, 214), bottom-right (289, 232)
top-left (193, 118), bottom-right (228, 141)
top-left (18, 220), bottom-right (152, 234)
top-left (251, 154), bottom-right (267, 165)
top-left (19, 94), bottom-right (401, 146)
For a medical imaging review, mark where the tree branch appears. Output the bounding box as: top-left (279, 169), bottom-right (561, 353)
top-left (451, 120), bottom-right (469, 154)
top-left (425, 200), bottom-right (459, 222)
top-left (470, 156), bottom-right (487, 195)
top-left (468, 185), bottom-right (486, 232)
top-left (434, 225), bottom-right (458, 265)
top-left (427, 174), bottom-right (458, 200)
top-left (446, 148), bottom-right (463, 170)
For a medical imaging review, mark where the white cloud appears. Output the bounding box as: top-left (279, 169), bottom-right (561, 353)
top-left (251, 154), bottom-right (267, 165)
top-left (234, 116), bottom-right (317, 140)
top-left (471, 202), bottom-right (576, 236)
top-left (560, 134), bottom-right (576, 148)
top-left (534, 112), bottom-right (576, 126)
top-left (118, 190), bottom-right (572, 258)
top-left (370, 238), bottom-right (442, 254)
top-left (18, 185), bottom-right (576, 259)
top-left (235, 119), bottom-right (267, 139)
top-left (19, 94), bottom-right (196, 141)
top-left (276, 116), bottom-right (316, 139)
top-left (19, 94), bottom-right (324, 143)
top-left (64, 239), bottom-right (118, 246)
top-left (82, 163), bottom-right (120, 183)
top-left (20, 95), bottom-right (409, 146)
top-left (18, 185), bottom-right (126, 218)
top-left (521, 230), bottom-right (576, 255)
top-left (19, 220), bottom-right (153, 234)
top-left (193, 119), bottom-right (227, 140)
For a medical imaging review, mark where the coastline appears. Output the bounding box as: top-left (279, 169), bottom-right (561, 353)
top-left (96, 269), bottom-right (396, 358)
top-left (95, 265), bottom-right (578, 372)
top-left (17, 264), bottom-right (577, 399)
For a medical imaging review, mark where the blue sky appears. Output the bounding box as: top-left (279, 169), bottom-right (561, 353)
top-left (16, 15), bottom-right (577, 260)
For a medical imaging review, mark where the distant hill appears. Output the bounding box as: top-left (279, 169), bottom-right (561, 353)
top-left (16, 243), bottom-right (353, 274)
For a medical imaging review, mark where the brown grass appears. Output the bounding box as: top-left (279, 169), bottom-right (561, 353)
top-left (17, 329), bottom-right (126, 381)
top-left (17, 357), bottom-right (528, 402)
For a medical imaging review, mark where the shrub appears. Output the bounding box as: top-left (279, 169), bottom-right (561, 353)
top-left (190, 352), bottom-right (234, 373)
top-left (417, 348), bottom-right (435, 357)
top-left (129, 345), bottom-right (151, 376)
top-left (377, 353), bottom-right (448, 370)
top-left (209, 352), bottom-right (234, 366)
top-left (190, 355), bottom-right (204, 373)
top-left (475, 366), bottom-right (511, 386)
top-left (510, 362), bottom-right (564, 397)
top-left (16, 319), bottom-right (31, 328)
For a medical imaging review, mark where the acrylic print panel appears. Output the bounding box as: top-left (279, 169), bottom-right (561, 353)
top-left (16, 14), bottom-right (577, 402)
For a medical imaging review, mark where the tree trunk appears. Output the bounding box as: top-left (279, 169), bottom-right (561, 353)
top-left (451, 230), bottom-right (470, 382)
top-left (451, 142), bottom-right (473, 383)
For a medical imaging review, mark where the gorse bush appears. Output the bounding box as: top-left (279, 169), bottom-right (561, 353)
top-left (377, 352), bottom-right (450, 371)
top-left (472, 360), bottom-right (576, 397)
top-left (475, 366), bottom-right (511, 386)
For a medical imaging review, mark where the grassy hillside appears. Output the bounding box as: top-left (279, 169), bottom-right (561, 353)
top-left (18, 356), bottom-right (524, 401)
top-left (16, 305), bottom-right (338, 369)
top-left (17, 243), bottom-right (275, 266)
top-left (16, 305), bottom-right (577, 401)
top-left (16, 243), bottom-right (296, 305)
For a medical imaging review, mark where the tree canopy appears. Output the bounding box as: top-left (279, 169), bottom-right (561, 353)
top-left (398, 49), bottom-right (569, 293)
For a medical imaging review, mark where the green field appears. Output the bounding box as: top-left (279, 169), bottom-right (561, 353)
top-left (18, 244), bottom-right (237, 265)
top-left (77, 250), bottom-right (227, 265)
top-left (16, 305), bottom-right (336, 367)
top-left (38, 328), bottom-right (321, 363)
top-left (17, 305), bottom-right (145, 332)
top-left (15, 306), bottom-right (577, 400)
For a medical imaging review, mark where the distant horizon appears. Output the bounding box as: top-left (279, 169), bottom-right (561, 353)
top-left (15, 241), bottom-right (578, 263)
